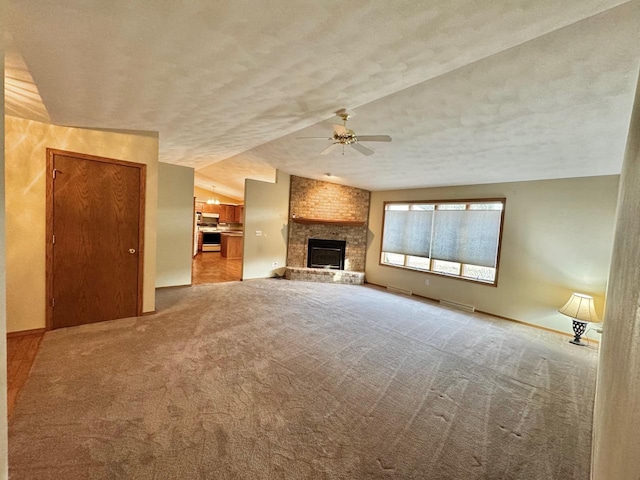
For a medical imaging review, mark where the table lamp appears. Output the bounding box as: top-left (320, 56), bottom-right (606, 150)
top-left (558, 293), bottom-right (599, 346)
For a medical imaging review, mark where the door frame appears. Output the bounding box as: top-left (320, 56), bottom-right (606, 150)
top-left (45, 148), bottom-right (147, 330)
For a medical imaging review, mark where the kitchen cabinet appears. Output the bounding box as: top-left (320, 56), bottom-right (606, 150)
top-left (219, 204), bottom-right (233, 223)
top-left (234, 205), bottom-right (244, 223)
top-left (199, 203), bottom-right (243, 223)
top-left (221, 233), bottom-right (243, 259)
top-left (202, 203), bottom-right (220, 214)
top-left (197, 231), bottom-right (203, 252)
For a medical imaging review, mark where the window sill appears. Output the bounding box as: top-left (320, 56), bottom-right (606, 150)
top-left (380, 261), bottom-right (498, 287)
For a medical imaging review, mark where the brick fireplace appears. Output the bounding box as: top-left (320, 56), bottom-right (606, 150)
top-left (285, 176), bottom-right (370, 284)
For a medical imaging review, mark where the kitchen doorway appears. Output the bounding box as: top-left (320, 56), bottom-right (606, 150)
top-left (46, 149), bottom-right (145, 329)
top-left (192, 253), bottom-right (242, 284)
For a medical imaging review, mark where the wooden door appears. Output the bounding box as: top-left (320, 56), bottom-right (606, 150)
top-left (47, 149), bottom-right (145, 329)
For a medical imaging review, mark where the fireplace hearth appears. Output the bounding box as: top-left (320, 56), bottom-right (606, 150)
top-left (307, 239), bottom-right (346, 270)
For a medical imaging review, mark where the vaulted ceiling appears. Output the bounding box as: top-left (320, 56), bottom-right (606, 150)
top-left (6, 1), bottom-right (640, 199)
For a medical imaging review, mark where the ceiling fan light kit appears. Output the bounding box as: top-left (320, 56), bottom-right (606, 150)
top-left (299, 110), bottom-right (392, 156)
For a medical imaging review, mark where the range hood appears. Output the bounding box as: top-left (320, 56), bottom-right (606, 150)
top-left (202, 213), bottom-right (220, 219)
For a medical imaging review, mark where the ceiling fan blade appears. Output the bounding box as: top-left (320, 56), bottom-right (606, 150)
top-left (332, 124), bottom-right (347, 135)
top-left (351, 142), bottom-right (375, 156)
top-left (321, 143), bottom-right (340, 155)
top-left (355, 135), bottom-right (392, 142)
top-left (297, 136), bottom-right (332, 139)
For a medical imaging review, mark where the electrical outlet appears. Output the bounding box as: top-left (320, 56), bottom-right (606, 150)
top-left (255, 230), bottom-right (262, 236)
top-left (424, 279), bottom-right (430, 286)
top-left (272, 262), bottom-right (278, 268)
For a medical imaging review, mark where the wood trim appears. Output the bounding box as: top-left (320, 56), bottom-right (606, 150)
top-left (46, 150), bottom-right (55, 330)
top-left (493, 199), bottom-right (506, 287)
top-left (141, 310), bottom-right (157, 316)
top-left (378, 198), bottom-right (506, 287)
top-left (137, 164), bottom-right (146, 317)
top-left (45, 148), bottom-right (147, 329)
top-left (46, 148), bottom-right (147, 169)
top-left (7, 328), bottom-right (47, 339)
top-left (292, 217), bottom-right (366, 226)
top-left (478, 310), bottom-right (599, 344)
top-left (481, 310), bottom-right (569, 337)
top-left (377, 261), bottom-right (498, 287)
top-left (382, 197), bottom-right (507, 206)
top-left (191, 196), bottom-right (196, 285)
top-left (365, 281), bottom-right (594, 342)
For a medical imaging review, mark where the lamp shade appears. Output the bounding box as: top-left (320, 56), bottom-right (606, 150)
top-left (558, 293), bottom-right (600, 323)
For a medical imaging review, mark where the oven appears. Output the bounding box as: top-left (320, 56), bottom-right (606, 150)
top-left (202, 231), bottom-right (221, 252)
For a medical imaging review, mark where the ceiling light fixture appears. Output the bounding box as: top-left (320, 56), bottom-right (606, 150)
top-left (206, 185), bottom-right (220, 205)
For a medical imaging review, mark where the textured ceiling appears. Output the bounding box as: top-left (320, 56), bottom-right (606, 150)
top-left (4, 50), bottom-right (50, 123)
top-left (5, 0), bottom-right (640, 197)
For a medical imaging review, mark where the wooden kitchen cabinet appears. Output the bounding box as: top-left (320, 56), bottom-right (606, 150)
top-left (234, 205), bottom-right (244, 223)
top-left (221, 233), bottom-right (243, 259)
top-left (197, 231), bottom-right (203, 251)
top-left (201, 204), bottom-right (244, 223)
top-left (219, 204), bottom-right (233, 223)
top-left (202, 203), bottom-right (220, 214)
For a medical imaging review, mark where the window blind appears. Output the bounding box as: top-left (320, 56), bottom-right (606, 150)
top-left (431, 209), bottom-right (501, 267)
top-left (382, 209), bottom-right (433, 258)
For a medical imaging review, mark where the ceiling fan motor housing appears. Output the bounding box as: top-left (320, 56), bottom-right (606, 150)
top-left (334, 130), bottom-right (357, 145)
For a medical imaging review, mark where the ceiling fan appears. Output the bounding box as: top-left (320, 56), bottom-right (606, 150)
top-left (299, 110), bottom-right (392, 156)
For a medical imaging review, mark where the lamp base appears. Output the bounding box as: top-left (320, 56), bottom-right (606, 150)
top-left (569, 319), bottom-right (588, 346)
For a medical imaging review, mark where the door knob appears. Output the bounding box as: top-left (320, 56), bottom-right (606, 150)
top-left (129, 248), bottom-right (136, 254)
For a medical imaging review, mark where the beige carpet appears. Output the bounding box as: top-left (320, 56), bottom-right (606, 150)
top-left (9, 279), bottom-right (597, 479)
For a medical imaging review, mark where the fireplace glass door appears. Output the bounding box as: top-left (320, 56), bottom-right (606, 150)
top-left (307, 239), bottom-right (346, 270)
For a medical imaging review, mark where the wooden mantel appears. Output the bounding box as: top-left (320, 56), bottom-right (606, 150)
top-left (291, 217), bottom-right (366, 226)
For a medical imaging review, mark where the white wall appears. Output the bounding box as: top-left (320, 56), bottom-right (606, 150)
top-left (1, 41), bottom-right (9, 480)
top-left (592, 75), bottom-right (640, 480)
top-left (243, 171), bottom-right (290, 280)
top-left (366, 175), bottom-right (619, 338)
top-left (156, 162), bottom-right (195, 288)
top-left (4, 116), bottom-right (159, 332)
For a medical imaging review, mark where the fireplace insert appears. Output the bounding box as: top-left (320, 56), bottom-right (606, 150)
top-left (307, 239), bottom-right (346, 270)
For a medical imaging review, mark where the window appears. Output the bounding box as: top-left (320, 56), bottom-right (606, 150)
top-left (380, 199), bottom-right (505, 285)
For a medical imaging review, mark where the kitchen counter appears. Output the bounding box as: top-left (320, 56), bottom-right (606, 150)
top-left (221, 233), bottom-right (243, 259)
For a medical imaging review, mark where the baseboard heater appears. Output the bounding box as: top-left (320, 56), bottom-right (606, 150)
top-left (440, 299), bottom-right (475, 313)
top-left (387, 285), bottom-right (413, 296)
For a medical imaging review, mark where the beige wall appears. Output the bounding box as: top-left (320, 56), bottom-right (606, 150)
top-left (194, 185), bottom-right (242, 205)
top-left (4, 116), bottom-right (159, 332)
top-left (592, 76), bottom-right (640, 479)
top-left (242, 171), bottom-right (290, 280)
top-left (156, 162), bottom-right (194, 288)
top-left (1, 45), bottom-right (9, 479)
top-left (366, 175), bottom-right (619, 337)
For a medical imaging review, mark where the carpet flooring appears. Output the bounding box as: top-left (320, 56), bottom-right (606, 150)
top-left (9, 279), bottom-right (598, 479)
